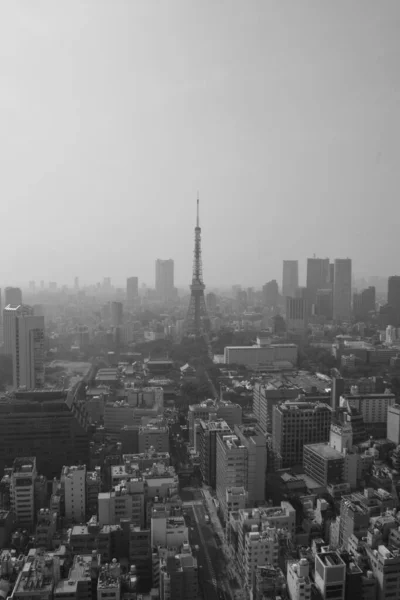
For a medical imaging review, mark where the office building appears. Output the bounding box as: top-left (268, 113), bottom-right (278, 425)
top-left (138, 422), bottom-right (169, 453)
top-left (388, 275), bottom-right (400, 325)
top-left (111, 301), bottom-right (123, 328)
top-left (126, 277), bottom-right (139, 308)
top-left (253, 382), bottom-right (302, 434)
top-left (316, 289), bottom-right (333, 320)
top-left (0, 388), bottom-right (90, 478)
top-left (234, 425), bottom-right (267, 505)
top-left (314, 551), bottom-right (346, 600)
top-left (62, 465), bottom-right (86, 523)
top-left (262, 280), bottom-right (279, 308)
top-left (160, 544), bottom-right (199, 600)
top-left (272, 400), bottom-right (332, 468)
top-left (286, 296), bottom-right (308, 332)
top-left (3, 305), bottom-right (45, 389)
top-left (198, 420), bottom-right (231, 488)
top-left (4, 287), bottom-right (22, 307)
top-left (282, 260), bottom-right (299, 298)
top-left (206, 292), bottom-right (218, 312)
top-left (353, 286), bottom-right (376, 321)
top-left (216, 434), bottom-right (247, 521)
top-left (340, 392), bottom-right (395, 438)
top-left (333, 258), bottom-right (352, 322)
top-left (10, 457), bottom-right (37, 528)
top-left (387, 404), bottom-right (400, 445)
top-left (155, 259), bottom-right (174, 301)
top-left (98, 480), bottom-right (145, 528)
top-left (303, 443), bottom-right (345, 487)
top-left (243, 525), bottom-right (279, 588)
top-left (306, 258), bottom-right (330, 310)
top-left (364, 543), bottom-right (400, 600)
top-left (188, 400), bottom-right (242, 445)
top-left (287, 559), bottom-right (312, 600)
top-left (224, 343), bottom-right (298, 368)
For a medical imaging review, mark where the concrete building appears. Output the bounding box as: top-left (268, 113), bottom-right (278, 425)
top-left (253, 381), bottom-right (300, 434)
top-left (151, 512), bottom-right (188, 548)
top-left (306, 258), bottom-right (330, 310)
top-left (35, 508), bottom-right (57, 549)
top-left (272, 400), bottom-right (332, 469)
top-left (387, 404), bottom-right (400, 445)
top-left (316, 289), bottom-right (333, 320)
top-left (97, 562), bottom-right (121, 600)
top-left (224, 343), bottom-right (298, 368)
top-left (216, 434), bottom-right (247, 522)
top-left (340, 392), bottom-right (395, 437)
top-left (353, 286), bottom-right (376, 321)
top-left (198, 420), bottom-right (231, 488)
top-left (159, 543), bottom-right (198, 600)
top-left (3, 304), bottom-right (45, 388)
top-left (333, 258), bottom-right (352, 322)
top-left (98, 480), bottom-right (145, 528)
top-left (62, 465), bottom-right (86, 523)
top-left (262, 280), bottom-right (279, 308)
top-left (126, 277), bottom-right (139, 308)
top-left (303, 443), bottom-right (345, 487)
top-left (286, 297), bottom-right (308, 332)
top-left (287, 558), bottom-right (312, 600)
top-left (129, 526), bottom-right (152, 587)
top-left (138, 422), bottom-right (169, 453)
top-left (388, 275), bottom-right (400, 324)
top-left (253, 565), bottom-right (286, 600)
top-left (111, 301), bottom-right (123, 328)
top-left (234, 425), bottom-right (267, 506)
top-left (10, 457), bottom-right (37, 528)
top-left (282, 260), bottom-right (299, 299)
top-left (13, 549), bottom-right (61, 600)
top-left (155, 259), bottom-right (174, 302)
top-left (188, 400), bottom-right (242, 445)
top-left (243, 525), bottom-right (279, 588)
top-left (4, 286), bottom-right (22, 307)
top-left (314, 551), bottom-right (346, 600)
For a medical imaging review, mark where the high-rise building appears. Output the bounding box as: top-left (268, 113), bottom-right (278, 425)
top-left (353, 286), bottom-right (376, 321)
top-left (387, 404), bottom-right (400, 445)
top-left (155, 259), bottom-right (174, 302)
top-left (0, 388), bottom-right (90, 478)
top-left (206, 292), bottom-right (218, 312)
top-left (126, 277), bottom-right (139, 308)
top-left (10, 457), bottom-right (37, 527)
top-left (306, 258), bottom-right (329, 309)
top-left (234, 425), bottom-right (267, 506)
top-left (198, 420), bottom-right (231, 488)
top-left (262, 280), bottom-right (279, 308)
top-left (388, 276), bottom-right (400, 325)
top-left (5, 287), bottom-right (22, 307)
top-left (111, 301), bottom-right (123, 328)
top-left (62, 465), bottom-right (86, 523)
top-left (316, 289), bottom-right (333, 319)
top-left (282, 260), bottom-right (299, 298)
top-left (216, 434), bottom-right (247, 521)
top-left (286, 297), bottom-right (308, 332)
top-left (272, 400), bottom-right (332, 469)
top-left (3, 305), bottom-right (45, 389)
top-left (333, 258), bottom-right (352, 322)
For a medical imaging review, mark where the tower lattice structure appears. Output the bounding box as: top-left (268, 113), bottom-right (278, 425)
top-left (185, 196), bottom-right (209, 335)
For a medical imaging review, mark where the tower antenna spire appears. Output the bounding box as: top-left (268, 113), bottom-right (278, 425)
top-left (185, 194), bottom-right (209, 336)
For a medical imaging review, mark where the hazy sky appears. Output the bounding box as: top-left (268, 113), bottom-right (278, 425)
top-left (1, 1), bottom-right (400, 288)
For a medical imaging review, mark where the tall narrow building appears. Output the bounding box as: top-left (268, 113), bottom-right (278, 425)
top-left (5, 287), bottom-right (22, 307)
top-left (282, 260), bottom-right (299, 298)
top-left (185, 196), bottom-right (209, 335)
top-left (3, 305), bottom-right (45, 389)
top-left (388, 275), bottom-right (400, 324)
top-left (333, 258), bottom-right (352, 322)
top-left (306, 258), bottom-right (329, 310)
top-left (155, 259), bottom-right (174, 302)
top-left (126, 277), bottom-right (139, 307)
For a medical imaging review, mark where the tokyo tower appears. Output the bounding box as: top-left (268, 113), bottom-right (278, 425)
top-left (185, 195), bottom-right (209, 336)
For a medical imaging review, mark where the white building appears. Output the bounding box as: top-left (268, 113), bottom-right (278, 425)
top-left (10, 457), bottom-right (37, 527)
top-left (333, 259), bottom-right (352, 322)
top-left (3, 305), bottom-right (45, 389)
top-left (63, 465), bottom-right (86, 523)
top-left (224, 343), bottom-right (297, 367)
top-left (287, 558), bottom-right (312, 600)
top-left (314, 551), bottom-right (346, 600)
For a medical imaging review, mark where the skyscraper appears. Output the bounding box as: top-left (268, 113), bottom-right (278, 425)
top-left (333, 258), bottom-right (352, 322)
top-left (262, 280), bottom-right (279, 308)
top-left (282, 260), bottom-right (299, 298)
top-left (111, 301), bottom-right (123, 328)
top-left (388, 276), bottom-right (400, 324)
top-left (126, 277), bottom-right (139, 307)
top-left (286, 297), bottom-right (308, 332)
top-left (6, 306), bottom-right (45, 389)
top-left (155, 259), bottom-right (174, 302)
top-left (5, 287), bottom-right (22, 307)
top-left (306, 258), bottom-right (329, 310)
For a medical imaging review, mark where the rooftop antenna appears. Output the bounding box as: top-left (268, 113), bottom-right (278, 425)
top-left (196, 192), bottom-right (200, 228)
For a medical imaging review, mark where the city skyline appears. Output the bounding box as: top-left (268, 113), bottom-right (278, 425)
top-left (1, 2), bottom-right (400, 285)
